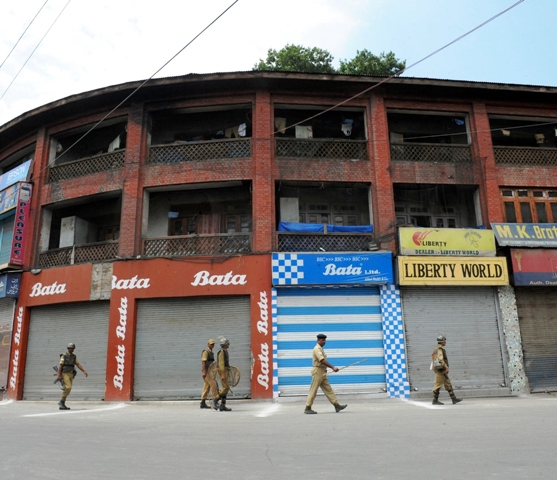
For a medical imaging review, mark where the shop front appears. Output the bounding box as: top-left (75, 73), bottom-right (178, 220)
top-left (397, 227), bottom-right (513, 395)
top-left (7, 255), bottom-right (273, 401)
top-left (493, 222), bottom-right (557, 392)
top-left (272, 251), bottom-right (410, 399)
top-left (0, 273), bottom-right (21, 392)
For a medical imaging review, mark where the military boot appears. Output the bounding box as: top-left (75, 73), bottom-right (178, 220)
top-left (432, 389), bottom-right (444, 405)
top-left (200, 400), bottom-right (210, 409)
top-left (212, 396), bottom-right (221, 411)
top-left (219, 396), bottom-right (232, 412)
top-left (58, 400), bottom-right (70, 410)
top-left (334, 403), bottom-right (347, 413)
top-left (448, 390), bottom-right (462, 404)
top-left (304, 406), bottom-right (317, 414)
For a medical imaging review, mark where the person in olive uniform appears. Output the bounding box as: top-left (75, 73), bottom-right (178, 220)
top-left (200, 339), bottom-right (218, 409)
top-left (56, 342), bottom-right (88, 410)
top-left (432, 334), bottom-right (462, 405)
top-left (304, 334), bottom-right (347, 414)
top-left (212, 337), bottom-right (232, 412)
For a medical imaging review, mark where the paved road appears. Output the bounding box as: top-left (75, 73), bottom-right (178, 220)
top-left (1, 394), bottom-right (556, 479)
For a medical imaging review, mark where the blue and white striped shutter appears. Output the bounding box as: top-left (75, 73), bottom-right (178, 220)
top-left (276, 287), bottom-right (386, 396)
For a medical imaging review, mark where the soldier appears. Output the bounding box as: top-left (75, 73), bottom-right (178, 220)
top-left (432, 334), bottom-right (462, 405)
top-left (200, 339), bottom-right (218, 409)
top-left (212, 337), bottom-right (232, 412)
top-left (56, 342), bottom-right (88, 410)
top-left (304, 334), bottom-right (347, 414)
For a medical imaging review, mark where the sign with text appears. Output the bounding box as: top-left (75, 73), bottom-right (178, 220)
top-left (272, 252), bottom-right (393, 285)
top-left (397, 256), bottom-right (509, 286)
top-left (491, 223), bottom-right (557, 247)
top-left (511, 248), bottom-right (557, 286)
top-left (399, 227), bottom-right (495, 256)
top-left (9, 183), bottom-right (32, 265)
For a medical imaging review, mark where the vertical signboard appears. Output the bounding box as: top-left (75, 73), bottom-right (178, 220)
top-left (9, 183), bottom-right (32, 265)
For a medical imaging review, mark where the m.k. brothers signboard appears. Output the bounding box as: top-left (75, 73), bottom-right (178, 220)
top-left (491, 223), bottom-right (557, 247)
top-left (397, 256), bottom-right (509, 286)
top-left (399, 227), bottom-right (496, 256)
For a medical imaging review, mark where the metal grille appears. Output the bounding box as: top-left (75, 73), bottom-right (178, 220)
top-left (494, 146), bottom-right (557, 166)
top-left (48, 151), bottom-right (125, 182)
top-left (38, 241), bottom-right (119, 268)
top-left (143, 234), bottom-right (251, 257)
top-left (275, 139), bottom-right (368, 160)
top-left (148, 139), bottom-right (251, 164)
top-left (390, 143), bottom-right (472, 163)
top-left (277, 233), bottom-right (374, 252)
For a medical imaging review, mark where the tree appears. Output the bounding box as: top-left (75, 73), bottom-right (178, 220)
top-left (338, 50), bottom-right (406, 76)
top-left (254, 44), bottom-right (335, 74)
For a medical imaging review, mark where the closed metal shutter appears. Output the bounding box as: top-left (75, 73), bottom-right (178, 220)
top-left (402, 287), bottom-right (505, 392)
top-left (134, 296), bottom-right (250, 400)
top-left (515, 287), bottom-right (557, 392)
top-left (23, 302), bottom-right (110, 400)
top-left (0, 298), bottom-right (16, 389)
top-left (276, 286), bottom-right (386, 396)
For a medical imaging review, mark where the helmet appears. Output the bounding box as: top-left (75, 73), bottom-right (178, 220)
top-left (219, 337), bottom-right (230, 347)
top-left (208, 339), bottom-right (215, 345)
top-left (67, 342), bottom-right (76, 349)
top-left (436, 334), bottom-right (446, 343)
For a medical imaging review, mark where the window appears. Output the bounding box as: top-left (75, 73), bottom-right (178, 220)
top-left (502, 188), bottom-right (557, 223)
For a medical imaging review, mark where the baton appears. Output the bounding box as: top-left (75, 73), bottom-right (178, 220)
top-left (331, 358), bottom-right (369, 372)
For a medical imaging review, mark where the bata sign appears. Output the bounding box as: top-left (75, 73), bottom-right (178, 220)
top-left (9, 307), bottom-right (23, 391)
top-left (397, 256), bottom-right (509, 286)
top-left (113, 296), bottom-right (128, 390)
top-left (256, 291), bottom-right (270, 390)
top-left (191, 270), bottom-right (247, 286)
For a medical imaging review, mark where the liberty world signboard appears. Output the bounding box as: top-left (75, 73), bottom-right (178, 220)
top-left (272, 252), bottom-right (393, 286)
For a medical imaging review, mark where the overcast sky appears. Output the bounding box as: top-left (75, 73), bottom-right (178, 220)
top-left (0, 0), bottom-right (554, 127)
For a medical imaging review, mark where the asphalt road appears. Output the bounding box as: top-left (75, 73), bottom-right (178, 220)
top-left (1, 393), bottom-right (556, 480)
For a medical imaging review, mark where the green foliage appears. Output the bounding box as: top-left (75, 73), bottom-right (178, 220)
top-left (254, 45), bottom-right (405, 76)
top-left (338, 49), bottom-right (406, 76)
top-left (254, 44), bottom-right (335, 74)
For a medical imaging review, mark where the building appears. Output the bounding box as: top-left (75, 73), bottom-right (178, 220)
top-left (1, 71), bottom-right (557, 401)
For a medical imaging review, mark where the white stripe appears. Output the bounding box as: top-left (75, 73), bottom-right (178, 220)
top-left (23, 403), bottom-right (127, 417)
top-left (277, 348), bottom-right (385, 358)
top-left (277, 384), bottom-right (386, 395)
top-left (254, 403), bottom-right (281, 418)
top-left (401, 399), bottom-right (447, 410)
top-left (277, 296), bottom-right (380, 307)
top-left (278, 331), bottom-right (383, 341)
top-left (0, 399), bottom-right (13, 406)
top-left (278, 365), bottom-right (386, 376)
top-left (277, 315), bottom-right (381, 324)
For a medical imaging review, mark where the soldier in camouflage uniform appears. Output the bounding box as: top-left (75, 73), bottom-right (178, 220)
top-left (432, 334), bottom-right (462, 406)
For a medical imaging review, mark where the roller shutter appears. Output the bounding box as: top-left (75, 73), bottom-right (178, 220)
top-left (402, 286), bottom-right (506, 392)
top-left (276, 286), bottom-right (386, 396)
top-left (23, 302), bottom-right (110, 400)
top-left (134, 296), bottom-right (250, 400)
top-left (515, 287), bottom-right (557, 392)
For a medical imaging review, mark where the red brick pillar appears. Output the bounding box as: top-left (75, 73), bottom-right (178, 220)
top-left (119, 103), bottom-right (145, 257)
top-left (471, 101), bottom-right (502, 224)
top-left (252, 91), bottom-right (274, 254)
top-left (26, 128), bottom-right (49, 268)
top-left (368, 93), bottom-right (396, 251)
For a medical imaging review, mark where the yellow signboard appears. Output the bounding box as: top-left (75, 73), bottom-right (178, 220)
top-left (399, 228), bottom-right (496, 256)
top-left (397, 256), bottom-right (509, 286)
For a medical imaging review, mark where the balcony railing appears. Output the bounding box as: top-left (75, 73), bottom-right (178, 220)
top-left (48, 150), bottom-right (126, 182)
top-left (143, 233), bottom-right (252, 257)
top-left (276, 232), bottom-right (375, 252)
top-left (390, 143), bottom-right (472, 164)
top-left (275, 138), bottom-right (368, 160)
top-left (148, 139), bottom-right (251, 164)
top-left (494, 146), bottom-right (557, 166)
top-left (38, 240), bottom-right (119, 268)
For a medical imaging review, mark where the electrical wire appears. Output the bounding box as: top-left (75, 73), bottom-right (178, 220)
top-left (0, 0), bottom-right (50, 70)
top-left (0, 0), bottom-right (72, 102)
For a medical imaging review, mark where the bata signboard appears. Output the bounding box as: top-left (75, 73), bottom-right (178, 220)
top-left (397, 256), bottom-right (509, 286)
top-left (399, 227), bottom-right (496, 256)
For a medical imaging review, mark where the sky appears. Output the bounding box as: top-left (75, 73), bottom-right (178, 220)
top-left (0, 0), bottom-right (555, 128)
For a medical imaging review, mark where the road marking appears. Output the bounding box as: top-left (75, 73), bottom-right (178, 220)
top-left (0, 399), bottom-right (14, 406)
top-left (23, 403), bottom-right (127, 417)
top-left (401, 399), bottom-right (448, 410)
top-left (254, 403), bottom-right (281, 417)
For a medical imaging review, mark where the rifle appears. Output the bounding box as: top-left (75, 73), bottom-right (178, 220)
top-left (52, 366), bottom-right (64, 390)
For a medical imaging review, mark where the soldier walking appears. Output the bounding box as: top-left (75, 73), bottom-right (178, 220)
top-left (200, 339), bottom-right (218, 409)
top-left (212, 337), bottom-right (233, 412)
top-left (56, 342), bottom-right (88, 410)
top-left (304, 334), bottom-right (347, 414)
top-left (432, 334), bottom-right (462, 405)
